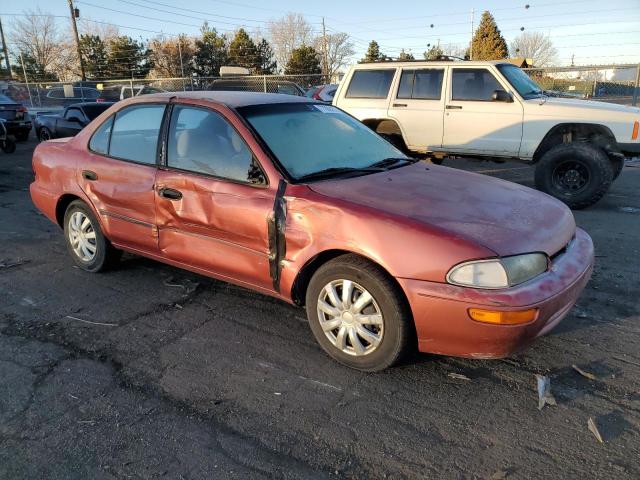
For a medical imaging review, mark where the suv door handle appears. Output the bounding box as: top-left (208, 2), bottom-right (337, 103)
top-left (158, 187), bottom-right (183, 200)
top-left (445, 105), bottom-right (463, 110)
top-left (392, 103), bottom-right (408, 107)
top-left (82, 170), bottom-right (98, 181)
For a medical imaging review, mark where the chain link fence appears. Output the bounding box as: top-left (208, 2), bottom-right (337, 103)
top-left (523, 64), bottom-right (640, 106)
top-left (2, 65), bottom-right (639, 111)
top-left (0, 74), bottom-right (333, 110)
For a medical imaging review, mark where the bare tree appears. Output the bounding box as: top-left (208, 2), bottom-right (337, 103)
top-left (78, 18), bottom-right (120, 42)
top-left (148, 35), bottom-right (194, 78)
top-left (510, 32), bottom-right (558, 67)
top-left (268, 13), bottom-right (313, 71)
top-left (313, 32), bottom-right (354, 77)
top-left (440, 43), bottom-right (468, 59)
top-left (9, 9), bottom-right (66, 79)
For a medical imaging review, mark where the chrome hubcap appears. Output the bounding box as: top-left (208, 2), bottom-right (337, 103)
top-left (68, 211), bottom-right (97, 262)
top-left (317, 279), bottom-right (384, 356)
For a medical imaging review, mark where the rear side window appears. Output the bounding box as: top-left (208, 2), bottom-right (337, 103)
top-left (89, 115), bottom-right (114, 155)
top-left (346, 70), bottom-right (395, 98)
top-left (452, 69), bottom-right (502, 101)
top-left (397, 69), bottom-right (444, 100)
top-left (109, 105), bottom-right (165, 164)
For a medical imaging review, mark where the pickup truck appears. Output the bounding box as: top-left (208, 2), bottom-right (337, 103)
top-left (333, 60), bottom-right (640, 208)
top-left (33, 102), bottom-right (113, 141)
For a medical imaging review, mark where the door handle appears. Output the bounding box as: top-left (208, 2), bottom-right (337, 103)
top-left (445, 105), bottom-right (463, 110)
top-left (158, 187), bottom-right (183, 200)
top-left (392, 103), bottom-right (408, 107)
top-left (82, 170), bottom-right (98, 181)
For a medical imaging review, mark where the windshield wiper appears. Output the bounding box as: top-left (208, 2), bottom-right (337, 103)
top-left (296, 166), bottom-right (386, 182)
top-left (368, 157), bottom-right (417, 169)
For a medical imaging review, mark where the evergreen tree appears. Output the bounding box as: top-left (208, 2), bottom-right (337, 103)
top-left (360, 40), bottom-right (385, 63)
top-left (192, 23), bottom-right (228, 77)
top-left (284, 45), bottom-right (321, 75)
top-left (398, 49), bottom-right (415, 60)
top-left (255, 38), bottom-right (277, 74)
top-left (470, 11), bottom-right (508, 60)
top-left (228, 28), bottom-right (259, 71)
top-left (423, 45), bottom-right (444, 60)
top-left (106, 36), bottom-right (151, 79)
top-left (79, 34), bottom-right (109, 79)
top-left (14, 51), bottom-right (57, 81)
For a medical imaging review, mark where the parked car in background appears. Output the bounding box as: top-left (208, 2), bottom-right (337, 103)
top-left (306, 84), bottom-right (339, 103)
top-left (30, 91), bottom-right (593, 371)
top-left (34, 102), bottom-right (114, 141)
top-left (97, 85), bottom-right (167, 102)
top-left (0, 94), bottom-right (32, 141)
top-left (0, 119), bottom-right (17, 153)
top-left (44, 87), bottom-right (101, 107)
top-left (334, 60), bottom-right (640, 209)
top-left (208, 78), bottom-right (305, 96)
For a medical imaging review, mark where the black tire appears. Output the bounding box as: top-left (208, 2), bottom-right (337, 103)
top-left (1, 138), bottom-right (16, 154)
top-left (534, 143), bottom-right (613, 209)
top-left (15, 130), bottom-right (30, 142)
top-left (378, 133), bottom-right (407, 153)
top-left (611, 157), bottom-right (624, 180)
top-left (39, 127), bottom-right (52, 142)
top-left (305, 254), bottom-right (414, 372)
top-left (63, 200), bottom-right (121, 272)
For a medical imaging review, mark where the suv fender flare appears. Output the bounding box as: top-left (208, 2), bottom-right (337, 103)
top-left (532, 123), bottom-right (620, 163)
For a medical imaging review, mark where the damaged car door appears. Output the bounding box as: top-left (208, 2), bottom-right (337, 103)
top-left (154, 104), bottom-right (275, 291)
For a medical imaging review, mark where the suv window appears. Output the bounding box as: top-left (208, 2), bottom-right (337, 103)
top-left (397, 69), bottom-right (444, 100)
top-left (167, 106), bottom-right (259, 184)
top-left (109, 105), bottom-right (165, 164)
top-left (89, 115), bottom-right (114, 155)
top-left (346, 69), bottom-right (395, 99)
top-left (452, 69), bottom-right (502, 101)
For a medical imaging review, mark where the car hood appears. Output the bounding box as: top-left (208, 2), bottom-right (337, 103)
top-left (535, 96), bottom-right (640, 114)
top-left (308, 163), bottom-right (575, 257)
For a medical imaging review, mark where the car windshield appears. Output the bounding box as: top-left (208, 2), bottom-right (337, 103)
top-left (238, 103), bottom-right (408, 181)
top-left (497, 64), bottom-right (544, 99)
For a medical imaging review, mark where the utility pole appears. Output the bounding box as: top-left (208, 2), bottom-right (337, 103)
top-left (321, 17), bottom-right (329, 81)
top-left (67, 0), bottom-right (86, 81)
top-left (0, 18), bottom-right (12, 78)
top-left (469, 9), bottom-right (475, 60)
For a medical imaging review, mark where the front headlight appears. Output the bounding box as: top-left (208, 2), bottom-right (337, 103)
top-left (447, 253), bottom-right (548, 289)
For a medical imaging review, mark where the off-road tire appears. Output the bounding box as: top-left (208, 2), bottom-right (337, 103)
top-left (63, 200), bottom-right (121, 272)
top-left (534, 143), bottom-right (613, 209)
top-left (611, 157), bottom-right (624, 180)
top-left (305, 254), bottom-right (414, 372)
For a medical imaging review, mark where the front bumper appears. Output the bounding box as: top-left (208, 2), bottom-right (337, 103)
top-left (398, 227), bottom-right (594, 359)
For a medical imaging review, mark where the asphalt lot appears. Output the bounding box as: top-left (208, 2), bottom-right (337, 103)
top-left (1, 137), bottom-right (639, 479)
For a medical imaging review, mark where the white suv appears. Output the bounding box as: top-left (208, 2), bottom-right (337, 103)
top-left (334, 60), bottom-right (640, 208)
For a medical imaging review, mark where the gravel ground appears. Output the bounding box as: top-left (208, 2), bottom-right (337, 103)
top-left (1, 138), bottom-right (639, 479)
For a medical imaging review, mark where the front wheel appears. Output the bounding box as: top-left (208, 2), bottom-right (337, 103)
top-left (38, 127), bottom-right (52, 142)
top-left (534, 143), bottom-right (613, 209)
top-left (63, 200), bottom-right (121, 272)
top-left (305, 254), bottom-right (414, 371)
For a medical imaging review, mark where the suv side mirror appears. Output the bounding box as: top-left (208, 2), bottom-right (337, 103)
top-left (492, 89), bottom-right (513, 103)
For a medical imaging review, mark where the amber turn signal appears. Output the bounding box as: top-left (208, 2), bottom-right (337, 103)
top-left (632, 121), bottom-right (639, 140)
top-left (468, 308), bottom-right (538, 325)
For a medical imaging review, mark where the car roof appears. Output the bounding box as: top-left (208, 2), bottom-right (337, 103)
top-left (353, 60), bottom-right (508, 68)
top-left (143, 91), bottom-right (315, 108)
top-left (69, 102), bottom-right (115, 107)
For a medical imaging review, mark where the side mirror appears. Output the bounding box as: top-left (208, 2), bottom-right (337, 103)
top-left (492, 89), bottom-right (513, 102)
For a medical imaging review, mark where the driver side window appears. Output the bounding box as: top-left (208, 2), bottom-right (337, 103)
top-left (451, 69), bottom-right (502, 101)
top-left (167, 106), bottom-right (263, 184)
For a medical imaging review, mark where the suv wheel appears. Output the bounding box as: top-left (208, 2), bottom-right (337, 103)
top-left (534, 143), bottom-right (613, 209)
top-left (305, 254), bottom-right (414, 371)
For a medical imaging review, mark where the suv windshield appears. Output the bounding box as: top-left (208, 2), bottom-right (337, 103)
top-left (239, 103), bottom-right (408, 181)
top-left (497, 64), bottom-right (544, 99)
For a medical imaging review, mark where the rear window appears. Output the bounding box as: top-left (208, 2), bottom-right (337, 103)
top-left (346, 69), bottom-right (395, 99)
top-left (397, 69), bottom-right (444, 100)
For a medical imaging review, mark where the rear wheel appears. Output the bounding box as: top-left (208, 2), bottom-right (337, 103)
top-left (63, 200), bottom-right (121, 272)
top-left (305, 254), bottom-right (414, 371)
top-left (534, 143), bottom-right (613, 209)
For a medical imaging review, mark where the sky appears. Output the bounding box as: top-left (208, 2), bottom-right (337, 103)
top-left (2, 0), bottom-right (640, 67)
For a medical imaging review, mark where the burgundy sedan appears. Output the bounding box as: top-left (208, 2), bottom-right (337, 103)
top-left (30, 92), bottom-right (594, 371)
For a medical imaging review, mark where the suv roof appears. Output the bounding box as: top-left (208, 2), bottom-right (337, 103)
top-left (352, 60), bottom-right (508, 68)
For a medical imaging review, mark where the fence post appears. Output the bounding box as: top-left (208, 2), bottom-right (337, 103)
top-left (633, 64), bottom-right (640, 107)
top-left (18, 52), bottom-right (34, 108)
top-left (263, 75), bottom-right (267, 93)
